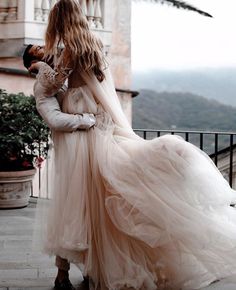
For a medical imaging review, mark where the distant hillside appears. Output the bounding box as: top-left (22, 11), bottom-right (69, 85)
top-left (132, 90), bottom-right (236, 131)
top-left (132, 68), bottom-right (236, 106)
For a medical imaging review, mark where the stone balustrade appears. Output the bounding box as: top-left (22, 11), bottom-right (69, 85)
top-left (0, 0), bottom-right (112, 57)
top-left (0, 0), bottom-right (103, 29)
top-left (0, 0), bottom-right (17, 22)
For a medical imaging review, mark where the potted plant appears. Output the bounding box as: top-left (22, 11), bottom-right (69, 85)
top-left (0, 89), bottom-right (49, 208)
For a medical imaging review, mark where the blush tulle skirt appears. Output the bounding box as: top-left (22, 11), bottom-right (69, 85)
top-left (35, 87), bottom-right (236, 290)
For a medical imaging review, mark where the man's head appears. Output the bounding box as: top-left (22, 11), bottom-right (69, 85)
top-left (23, 45), bottom-right (45, 70)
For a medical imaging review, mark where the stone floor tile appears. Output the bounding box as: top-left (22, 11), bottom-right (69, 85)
top-left (0, 229), bottom-right (33, 237)
top-left (0, 242), bottom-right (4, 249)
top-left (10, 288), bottom-right (53, 290)
top-left (1, 201), bottom-right (236, 289)
top-left (0, 269), bottom-right (38, 280)
top-left (4, 240), bottom-right (33, 249)
top-left (0, 278), bottom-right (54, 288)
top-left (0, 236), bottom-right (32, 242)
top-left (10, 288), bottom-right (52, 290)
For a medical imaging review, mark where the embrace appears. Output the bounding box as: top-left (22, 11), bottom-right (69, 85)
top-left (24, 0), bottom-right (236, 290)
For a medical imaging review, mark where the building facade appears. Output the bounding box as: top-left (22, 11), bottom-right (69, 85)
top-left (0, 0), bottom-right (134, 122)
top-left (0, 0), bottom-right (136, 197)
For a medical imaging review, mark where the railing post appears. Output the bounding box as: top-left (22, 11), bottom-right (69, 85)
top-left (34, 0), bottom-right (43, 21)
top-left (185, 132), bottom-right (189, 142)
top-left (87, 0), bottom-right (96, 28)
top-left (7, 0), bottom-right (17, 20)
top-left (24, 0), bottom-right (35, 21)
top-left (50, 0), bottom-right (57, 9)
top-left (80, 0), bottom-right (87, 15)
top-left (0, 0), bottom-right (9, 22)
top-left (214, 133), bottom-right (218, 166)
top-left (229, 134), bottom-right (233, 187)
top-left (94, 0), bottom-right (103, 28)
top-left (143, 131), bottom-right (147, 139)
top-left (16, 0), bottom-right (25, 21)
top-left (200, 133), bottom-right (203, 150)
top-left (42, 0), bottom-right (50, 22)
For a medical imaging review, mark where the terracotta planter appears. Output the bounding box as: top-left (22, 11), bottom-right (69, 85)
top-left (0, 169), bottom-right (36, 209)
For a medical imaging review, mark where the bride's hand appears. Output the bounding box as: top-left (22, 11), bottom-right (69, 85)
top-left (95, 112), bottom-right (106, 126)
top-left (28, 61), bottom-right (44, 74)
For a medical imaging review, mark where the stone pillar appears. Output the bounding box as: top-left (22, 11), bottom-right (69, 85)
top-left (109, 0), bottom-right (131, 88)
top-left (24, 0), bottom-right (35, 21)
top-left (109, 0), bottom-right (132, 123)
top-left (17, 0), bottom-right (25, 21)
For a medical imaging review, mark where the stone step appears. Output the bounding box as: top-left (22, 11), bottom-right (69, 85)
top-left (0, 269), bottom-right (38, 280)
top-left (0, 265), bottom-right (82, 287)
top-left (0, 278), bottom-right (56, 288)
top-left (0, 236), bottom-right (32, 242)
top-left (0, 229), bottom-right (33, 237)
top-left (0, 224), bottom-right (34, 231)
top-left (2, 240), bottom-right (32, 250)
top-left (9, 288), bottom-right (53, 290)
top-left (0, 259), bottom-right (54, 270)
top-left (0, 218), bottom-right (33, 225)
top-left (9, 288), bottom-right (52, 290)
top-left (0, 209), bottom-right (35, 219)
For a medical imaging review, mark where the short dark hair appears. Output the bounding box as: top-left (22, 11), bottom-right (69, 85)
top-left (23, 44), bottom-right (34, 69)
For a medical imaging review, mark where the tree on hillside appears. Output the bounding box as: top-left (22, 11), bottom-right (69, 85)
top-left (137, 0), bottom-right (212, 17)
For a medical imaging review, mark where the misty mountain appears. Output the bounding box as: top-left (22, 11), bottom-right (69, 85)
top-left (132, 90), bottom-right (236, 131)
top-left (132, 68), bottom-right (236, 107)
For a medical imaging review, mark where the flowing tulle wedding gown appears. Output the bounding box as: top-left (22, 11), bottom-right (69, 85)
top-left (34, 61), bottom-right (236, 290)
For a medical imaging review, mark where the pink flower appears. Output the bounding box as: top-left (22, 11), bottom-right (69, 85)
top-left (35, 156), bottom-right (44, 168)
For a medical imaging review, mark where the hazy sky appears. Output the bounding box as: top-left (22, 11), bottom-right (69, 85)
top-left (132, 0), bottom-right (236, 71)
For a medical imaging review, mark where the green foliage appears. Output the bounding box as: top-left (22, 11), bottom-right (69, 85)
top-left (0, 89), bottom-right (50, 171)
top-left (133, 90), bottom-right (236, 131)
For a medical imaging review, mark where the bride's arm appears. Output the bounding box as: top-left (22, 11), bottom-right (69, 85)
top-left (31, 50), bottom-right (96, 131)
top-left (29, 49), bottom-right (74, 97)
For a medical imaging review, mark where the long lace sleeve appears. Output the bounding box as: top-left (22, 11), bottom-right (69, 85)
top-left (35, 49), bottom-right (74, 97)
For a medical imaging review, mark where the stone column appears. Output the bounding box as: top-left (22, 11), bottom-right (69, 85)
top-left (109, 0), bottom-right (132, 123)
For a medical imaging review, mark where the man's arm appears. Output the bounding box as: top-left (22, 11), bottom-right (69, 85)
top-left (34, 82), bottom-right (96, 132)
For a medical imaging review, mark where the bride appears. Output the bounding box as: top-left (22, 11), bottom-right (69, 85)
top-left (30, 0), bottom-right (236, 289)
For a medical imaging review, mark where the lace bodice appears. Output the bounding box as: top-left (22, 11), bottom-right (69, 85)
top-left (35, 56), bottom-right (73, 97)
top-left (62, 87), bottom-right (99, 115)
top-left (35, 48), bottom-right (88, 96)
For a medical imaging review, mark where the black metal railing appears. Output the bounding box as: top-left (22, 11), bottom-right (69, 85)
top-left (32, 129), bottom-right (236, 198)
top-left (134, 129), bottom-right (236, 187)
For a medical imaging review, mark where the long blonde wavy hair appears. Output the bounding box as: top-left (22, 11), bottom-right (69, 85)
top-left (45, 0), bottom-right (105, 81)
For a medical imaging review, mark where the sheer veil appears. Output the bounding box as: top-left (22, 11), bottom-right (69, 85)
top-left (81, 68), bottom-right (140, 140)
